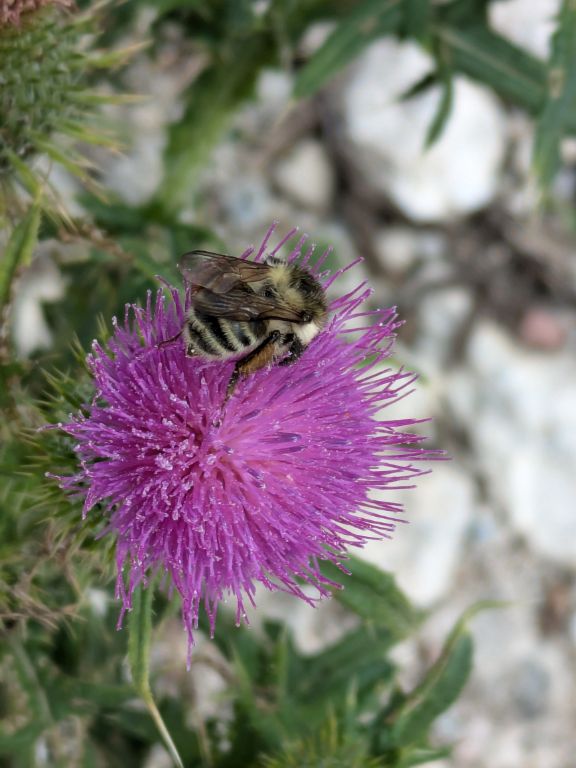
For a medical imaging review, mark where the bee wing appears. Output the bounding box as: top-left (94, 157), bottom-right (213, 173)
top-left (179, 250), bottom-right (272, 294)
top-left (192, 286), bottom-right (305, 323)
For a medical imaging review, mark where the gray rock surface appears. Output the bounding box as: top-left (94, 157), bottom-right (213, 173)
top-left (338, 40), bottom-right (507, 222)
top-left (452, 321), bottom-right (576, 566)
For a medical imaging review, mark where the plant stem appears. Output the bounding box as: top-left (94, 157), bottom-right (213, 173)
top-left (142, 690), bottom-right (185, 768)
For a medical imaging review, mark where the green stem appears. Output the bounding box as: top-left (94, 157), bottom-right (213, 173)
top-left (142, 691), bottom-right (185, 768)
top-left (128, 581), bottom-right (187, 767)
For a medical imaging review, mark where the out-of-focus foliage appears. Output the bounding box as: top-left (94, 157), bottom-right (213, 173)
top-left (293, 0), bottom-right (576, 188)
top-left (0, 0), bottom-right (566, 764)
top-left (533, 0), bottom-right (576, 189)
top-left (0, 535), bottom-right (481, 766)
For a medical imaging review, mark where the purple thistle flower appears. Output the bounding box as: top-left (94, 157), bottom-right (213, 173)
top-left (53, 224), bottom-right (434, 658)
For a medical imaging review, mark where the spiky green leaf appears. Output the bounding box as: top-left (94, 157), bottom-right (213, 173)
top-left (434, 22), bottom-right (546, 114)
top-left (390, 632), bottom-right (472, 747)
top-left (322, 557), bottom-right (423, 641)
top-left (294, 0), bottom-right (404, 99)
top-left (374, 602), bottom-right (503, 753)
top-left (404, 0), bottom-right (432, 41)
top-left (0, 201), bottom-right (41, 315)
top-left (533, 0), bottom-right (576, 190)
top-left (425, 66), bottom-right (454, 148)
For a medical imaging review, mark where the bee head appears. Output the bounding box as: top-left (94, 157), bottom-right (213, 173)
top-left (263, 257), bottom-right (328, 326)
top-left (288, 265), bottom-right (328, 325)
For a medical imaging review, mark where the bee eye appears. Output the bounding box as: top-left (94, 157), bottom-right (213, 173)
top-left (297, 279), bottom-right (312, 296)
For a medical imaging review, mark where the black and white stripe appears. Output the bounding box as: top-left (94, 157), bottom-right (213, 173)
top-left (185, 310), bottom-right (262, 359)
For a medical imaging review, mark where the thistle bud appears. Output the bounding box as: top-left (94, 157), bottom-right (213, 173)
top-left (0, 1), bottom-right (129, 201)
top-left (0, 0), bottom-right (72, 27)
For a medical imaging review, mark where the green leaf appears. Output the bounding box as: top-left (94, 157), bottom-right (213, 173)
top-left (439, 0), bottom-right (490, 26)
top-left (259, 712), bottom-right (382, 768)
top-left (0, 723), bottom-right (45, 755)
top-left (397, 746), bottom-right (452, 767)
top-left (400, 72), bottom-right (437, 101)
top-left (425, 64), bottom-right (454, 148)
top-left (127, 583), bottom-right (185, 768)
top-left (0, 201), bottom-right (41, 315)
top-left (47, 678), bottom-right (136, 716)
top-left (533, 0), bottom-right (576, 190)
top-left (293, 0), bottom-right (405, 99)
top-left (231, 643), bottom-right (286, 749)
top-left (148, 0), bottom-right (205, 11)
top-left (321, 556), bottom-right (423, 641)
top-left (404, 0), bottom-right (432, 42)
top-left (297, 628), bottom-right (395, 708)
top-left (375, 602), bottom-right (503, 752)
top-left (9, 635), bottom-right (53, 727)
top-left (391, 632), bottom-right (472, 746)
top-left (434, 22), bottom-right (547, 115)
top-left (3, 149), bottom-right (44, 200)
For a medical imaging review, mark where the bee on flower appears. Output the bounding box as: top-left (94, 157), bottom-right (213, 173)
top-left (51, 223), bottom-right (434, 662)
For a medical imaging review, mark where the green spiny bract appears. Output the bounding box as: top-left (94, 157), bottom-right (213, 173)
top-left (0, 7), bottom-right (79, 173)
top-left (0, 0), bottom-right (72, 27)
top-left (0, 1), bottom-right (134, 206)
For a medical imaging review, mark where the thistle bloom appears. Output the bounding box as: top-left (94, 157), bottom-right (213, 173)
top-left (54, 224), bottom-right (433, 656)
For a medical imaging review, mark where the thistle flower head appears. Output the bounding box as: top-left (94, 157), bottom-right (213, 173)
top-left (53, 225), bottom-right (434, 659)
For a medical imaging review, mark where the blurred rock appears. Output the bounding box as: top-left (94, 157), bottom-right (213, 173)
top-left (359, 463), bottom-right (476, 607)
top-left (143, 744), bottom-right (172, 768)
top-left (85, 588), bottom-right (109, 618)
top-left (503, 114), bottom-right (539, 216)
top-left (569, 611), bottom-right (576, 646)
top-left (436, 595), bottom-right (576, 766)
top-left (373, 226), bottom-right (446, 274)
top-left (37, 161), bottom-right (85, 218)
top-left (219, 169), bottom-right (276, 232)
top-left (298, 21), bottom-right (337, 58)
top-left (150, 620), bottom-right (230, 721)
top-left (12, 255), bottom-right (66, 357)
top-left (248, 584), bottom-right (357, 655)
top-left (374, 227), bottom-right (420, 273)
top-left (272, 139), bottom-right (335, 211)
top-left (254, 69), bottom-right (294, 121)
top-left (451, 320), bottom-right (576, 566)
top-left (309, 219), bottom-right (368, 301)
top-left (338, 39), bottom-right (507, 222)
top-left (518, 307), bottom-right (569, 350)
top-left (489, 0), bottom-right (560, 58)
top-left (509, 658), bottom-right (551, 719)
top-left (102, 53), bottom-right (196, 205)
top-left (105, 123), bottom-right (166, 206)
top-left (415, 286), bottom-right (475, 365)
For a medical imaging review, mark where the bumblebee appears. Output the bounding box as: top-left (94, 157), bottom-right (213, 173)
top-left (175, 250), bottom-right (328, 395)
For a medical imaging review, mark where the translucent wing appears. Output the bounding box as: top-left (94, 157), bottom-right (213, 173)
top-left (179, 250), bottom-right (272, 294)
top-left (191, 286), bottom-right (305, 323)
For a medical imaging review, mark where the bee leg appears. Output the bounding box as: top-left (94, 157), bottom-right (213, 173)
top-left (278, 334), bottom-right (305, 366)
top-left (157, 329), bottom-right (183, 348)
top-left (226, 330), bottom-right (281, 399)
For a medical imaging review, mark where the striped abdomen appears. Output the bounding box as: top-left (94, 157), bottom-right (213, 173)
top-left (184, 309), bottom-right (265, 359)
